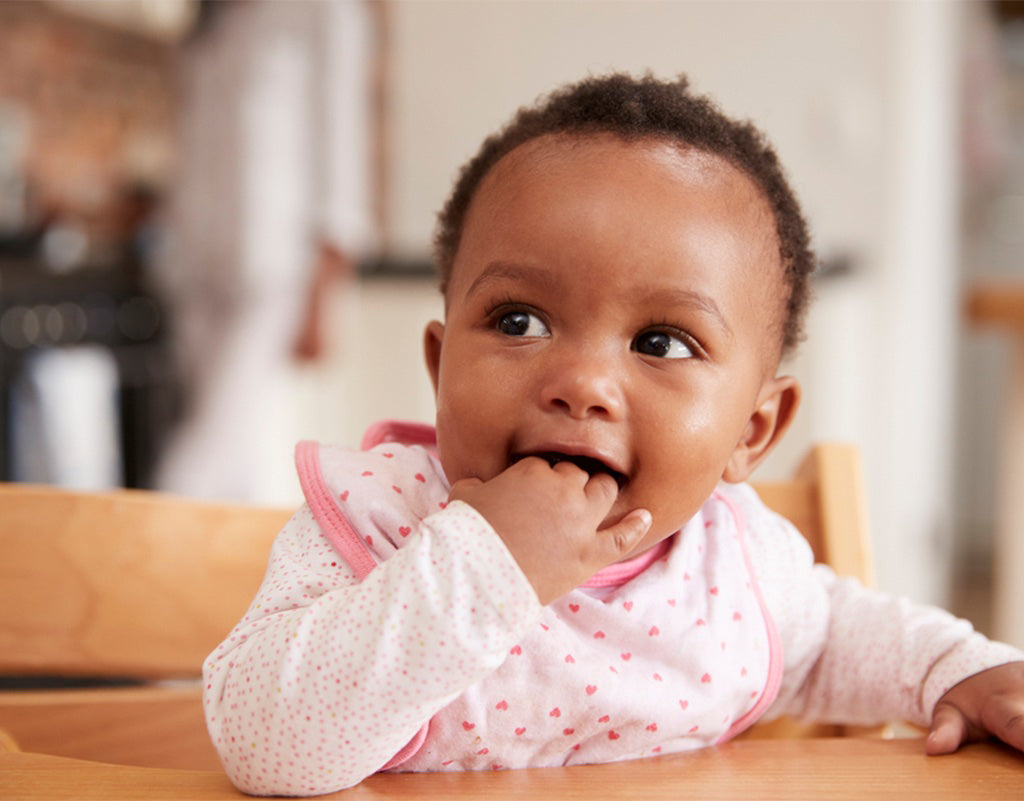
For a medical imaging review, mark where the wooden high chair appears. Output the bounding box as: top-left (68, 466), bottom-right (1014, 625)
top-left (0, 443), bottom-right (872, 769)
top-left (0, 485), bottom-right (292, 769)
top-left (753, 443), bottom-right (873, 587)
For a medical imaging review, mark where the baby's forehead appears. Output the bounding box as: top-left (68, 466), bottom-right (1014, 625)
top-left (448, 132), bottom-right (789, 357)
top-left (459, 133), bottom-right (782, 271)
top-left (474, 132), bottom-right (777, 239)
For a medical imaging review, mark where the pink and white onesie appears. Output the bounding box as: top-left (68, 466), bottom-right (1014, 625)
top-left (203, 422), bottom-right (1024, 796)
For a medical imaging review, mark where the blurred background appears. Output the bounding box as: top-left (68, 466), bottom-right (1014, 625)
top-left (0, 0), bottom-right (1022, 646)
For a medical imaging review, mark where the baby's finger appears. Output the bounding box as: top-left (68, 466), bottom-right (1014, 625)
top-left (597, 508), bottom-right (652, 561)
top-left (448, 477), bottom-right (483, 500)
top-left (583, 471), bottom-right (619, 507)
top-left (925, 703), bottom-right (969, 755)
top-left (550, 459), bottom-right (593, 486)
top-left (980, 693), bottom-right (1024, 753)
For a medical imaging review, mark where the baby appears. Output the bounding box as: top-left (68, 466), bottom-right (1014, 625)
top-left (203, 74), bottom-right (1024, 796)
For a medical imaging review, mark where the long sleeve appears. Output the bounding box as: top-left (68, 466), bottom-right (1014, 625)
top-left (736, 484), bottom-right (1024, 727)
top-left (202, 500), bottom-right (542, 796)
top-left (773, 564), bottom-right (1024, 727)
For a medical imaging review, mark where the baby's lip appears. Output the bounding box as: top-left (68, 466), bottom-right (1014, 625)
top-left (510, 446), bottom-right (629, 489)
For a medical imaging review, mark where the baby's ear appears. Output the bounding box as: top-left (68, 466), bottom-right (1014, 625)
top-left (423, 320), bottom-right (445, 395)
top-left (722, 376), bottom-right (801, 483)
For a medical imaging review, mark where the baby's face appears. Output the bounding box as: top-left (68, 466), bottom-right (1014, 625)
top-left (425, 133), bottom-right (797, 555)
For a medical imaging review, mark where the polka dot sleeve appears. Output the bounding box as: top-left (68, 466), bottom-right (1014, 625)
top-left (202, 500), bottom-right (542, 796)
top-left (733, 483), bottom-right (1024, 728)
top-left (781, 567), bottom-right (1024, 727)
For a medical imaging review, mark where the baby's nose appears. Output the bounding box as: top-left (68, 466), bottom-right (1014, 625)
top-left (539, 350), bottom-right (625, 420)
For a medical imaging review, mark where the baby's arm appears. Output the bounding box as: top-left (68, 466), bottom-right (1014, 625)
top-left (740, 486), bottom-right (1024, 750)
top-left (202, 502), bottom-right (542, 795)
top-left (780, 567), bottom-right (1024, 736)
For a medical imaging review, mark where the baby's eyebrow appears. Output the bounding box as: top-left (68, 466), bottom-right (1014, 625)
top-left (464, 261), bottom-right (559, 299)
top-left (636, 286), bottom-right (734, 339)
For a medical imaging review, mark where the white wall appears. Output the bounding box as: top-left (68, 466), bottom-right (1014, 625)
top-left (343, 0), bottom-right (964, 605)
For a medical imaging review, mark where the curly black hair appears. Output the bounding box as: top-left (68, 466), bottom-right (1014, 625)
top-left (433, 73), bottom-right (817, 355)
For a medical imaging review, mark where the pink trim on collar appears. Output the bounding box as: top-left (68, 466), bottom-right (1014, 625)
top-left (582, 537), bottom-right (673, 588)
top-left (713, 488), bottom-right (783, 743)
top-left (361, 420), bottom-right (437, 452)
top-left (295, 440), bottom-right (377, 580)
top-left (380, 724), bottom-right (429, 771)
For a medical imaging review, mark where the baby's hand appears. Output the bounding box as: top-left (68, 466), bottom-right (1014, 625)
top-left (448, 457), bottom-right (652, 605)
top-left (926, 661), bottom-right (1024, 755)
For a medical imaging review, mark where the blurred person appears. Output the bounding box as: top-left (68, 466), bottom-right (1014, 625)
top-left (154, 0), bottom-right (372, 503)
top-left (291, 236), bottom-right (357, 363)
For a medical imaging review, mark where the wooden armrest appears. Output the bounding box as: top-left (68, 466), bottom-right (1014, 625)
top-left (0, 726), bottom-right (19, 753)
top-left (0, 684), bottom-right (217, 769)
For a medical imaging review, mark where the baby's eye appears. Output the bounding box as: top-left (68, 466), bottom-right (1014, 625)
top-left (496, 310), bottom-right (550, 337)
top-left (633, 329), bottom-right (695, 359)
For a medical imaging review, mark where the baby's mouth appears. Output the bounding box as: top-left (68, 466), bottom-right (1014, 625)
top-left (511, 451), bottom-right (628, 489)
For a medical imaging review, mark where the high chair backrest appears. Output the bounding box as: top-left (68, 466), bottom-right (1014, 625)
top-left (0, 444), bottom-right (871, 677)
top-left (0, 484), bottom-right (292, 678)
top-left (0, 484), bottom-right (292, 769)
top-left (751, 442), bottom-right (873, 586)
top-left (0, 442), bottom-right (871, 767)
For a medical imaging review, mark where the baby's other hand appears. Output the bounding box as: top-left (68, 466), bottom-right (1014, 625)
top-left (926, 661), bottom-right (1024, 755)
top-left (448, 457), bottom-right (651, 605)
